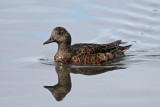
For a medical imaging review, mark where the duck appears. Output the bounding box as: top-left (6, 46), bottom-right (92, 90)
top-left (43, 27), bottom-right (132, 65)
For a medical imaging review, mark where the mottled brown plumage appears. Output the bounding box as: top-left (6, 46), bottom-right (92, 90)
top-left (43, 27), bottom-right (132, 65)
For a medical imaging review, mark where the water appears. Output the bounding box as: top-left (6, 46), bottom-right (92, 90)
top-left (0, 0), bottom-right (160, 107)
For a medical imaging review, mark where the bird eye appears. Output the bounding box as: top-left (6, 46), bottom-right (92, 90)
top-left (58, 31), bottom-right (63, 35)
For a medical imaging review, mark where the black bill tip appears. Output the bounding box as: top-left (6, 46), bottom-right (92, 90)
top-left (43, 38), bottom-right (55, 45)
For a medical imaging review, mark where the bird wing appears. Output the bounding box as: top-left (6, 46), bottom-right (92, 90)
top-left (71, 40), bottom-right (125, 56)
top-left (70, 40), bottom-right (131, 64)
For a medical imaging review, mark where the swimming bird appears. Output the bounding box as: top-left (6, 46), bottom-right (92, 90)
top-left (43, 27), bottom-right (131, 65)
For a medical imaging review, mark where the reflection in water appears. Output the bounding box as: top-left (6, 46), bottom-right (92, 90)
top-left (44, 64), bottom-right (71, 101)
top-left (44, 62), bottom-right (126, 101)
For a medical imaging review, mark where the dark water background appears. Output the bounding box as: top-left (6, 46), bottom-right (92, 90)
top-left (0, 0), bottom-right (160, 107)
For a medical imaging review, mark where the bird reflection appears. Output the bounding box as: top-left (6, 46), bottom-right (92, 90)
top-left (44, 64), bottom-right (71, 101)
top-left (44, 62), bottom-right (126, 101)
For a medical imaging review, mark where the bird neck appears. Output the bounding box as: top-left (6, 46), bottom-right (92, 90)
top-left (57, 43), bottom-right (71, 54)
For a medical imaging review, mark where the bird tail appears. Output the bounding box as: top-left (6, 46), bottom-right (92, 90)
top-left (109, 40), bottom-right (128, 45)
top-left (121, 45), bottom-right (132, 52)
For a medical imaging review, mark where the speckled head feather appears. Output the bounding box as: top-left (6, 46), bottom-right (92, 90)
top-left (43, 27), bottom-right (71, 45)
top-left (43, 27), bottom-right (132, 65)
top-left (53, 27), bottom-right (71, 44)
